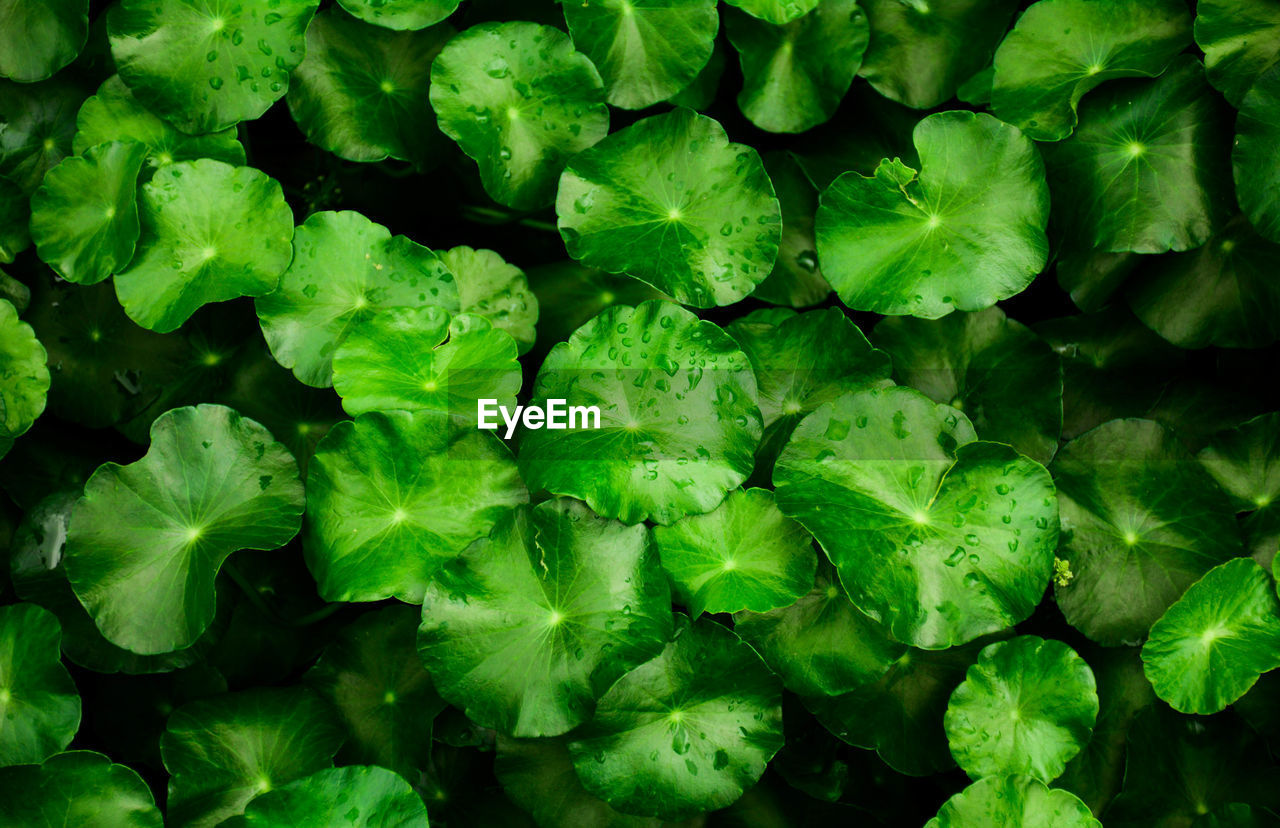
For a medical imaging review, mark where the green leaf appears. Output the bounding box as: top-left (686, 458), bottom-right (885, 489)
top-left (872, 307), bottom-right (1063, 464)
top-left (29, 140), bottom-right (147, 285)
top-left (305, 409), bottom-right (527, 603)
top-left (525, 260), bottom-right (668, 354)
top-left (724, 0), bottom-right (819, 24)
top-left (332, 307), bottom-right (522, 419)
top-left (654, 487), bottom-right (815, 616)
top-left (774, 386), bottom-right (1058, 649)
top-left (0, 0), bottom-right (89, 82)
top-left (338, 0), bottom-right (459, 30)
top-left (305, 606), bottom-right (444, 779)
top-left (161, 687), bottom-right (344, 828)
top-left (1195, 0), bottom-right (1280, 106)
top-left (442, 245), bottom-right (539, 354)
top-left (518, 300), bottom-right (761, 526)
top-left (287, 8), bottom-right (452, 169)
top-left (0, 604), bottom-right (80, 765)
top-left (750, 152), bottom-right (830, 307)
top-left (1042, 57), bottom-right (1234, 254)
top-left (1052, 418), bottom-right (1243, 646)
top-left (926, 776), bottom-right (1101, 827)
top-left (223, 766), bottom-right (429, 828)
top-left (567, 616), bottom-right (783, 820)
top-left (856, 0), bottom-right (1019, 109)
top-left (735, 561), bottom-right (905, 697)
top-left (1234, 63), bottom-right (1280, 244)
top-left (107, 0), bottom-right (320, 134)
top-left (725, 1), bottom-right (868, 134)
top-left (1142, 558), bottom-right (1280, 715)
top-left (0, 177), bottom-right (29, 263)
top-left (114, 160), bottom-right (294, 333)
top-left (431, 21), bottom-right (609, 210)
top-left (255, 210), bottom-right (460, 388)
top-left (0, 751), bottom-right (162, 827)
top-left (945, 636), bottom-right (1098, 782)
top-left (64, 404), bottom-right (304, 655)
top-left (0, 297), bottom-right (50, 453)
top-left (557, 108), bottom-right (781, 308)
top-left (1199, 413), bottom-right (1280, 512)
top-left (561, 0), bottom-right (718, 110)
top-left (990, 0), bottom-right (1192, 141)
top-left (418, 498), bottom-right (673, 737)
top-left (668, 37), bottom-right (725, 109)
top-left (73, 75), bottom-right (245, 168)
top-left (815, 111), bottom-right (1049, 319)
top-left (0, 77), bottom-right (87, 194)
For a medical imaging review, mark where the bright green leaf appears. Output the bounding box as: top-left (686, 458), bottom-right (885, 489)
top-left (0, 751), bottom-right (161, 827)
top-left (0, 0), bottom-right (89, 82)
top-left (1195, 0), bottom-right (1280, 106)
top-left (0, 297), bottom-right (50, 455)
top-left (1234, 63), bottom-right (1280, 244)
top-left (223, 766), bottom-right (429, 828)
top-left (442, 245), bottom-right (539, 354)
top-left (338, 0), bottom-right (458, 30)
top-left (0, 604), bottom-right (80, 766)
top-left (926, 775), bottom-right (1101, 827)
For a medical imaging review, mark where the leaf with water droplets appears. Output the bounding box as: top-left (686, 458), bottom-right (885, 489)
top-left (223, 765), bottom-right (429, 828)
top-left (337, 0), bottom-right (458, 31)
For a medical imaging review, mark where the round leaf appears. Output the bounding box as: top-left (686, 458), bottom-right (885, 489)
top-left (518, 300), bottom-right (761, 526)
top-left (815, 110), bottom-right (1049, 319)
top-left (1042, 57), bottom-right (1234, 254)
top-left (0, 76), bottom-right (86, 194)
top-left (161, 687), bottom-right (344, 828)
top-left (418, 499), bottom-right (673, 737)
top-left (29, 140), bottom-right (148, 285)
top-left (561, 0), bottom-right (718, 110)
top-left (724, 0), bottom-right (818, 24)
top-left (0, 0), bottom-right (88, 82)
top-left (107, 0), bottom-right (320, 134)
top-left (725, 1), bottom-right (868, 134)
top-left (872, 307), bottom-right (1063, 464)
top-left (990, 0), bottom-right (1192, 142)
top-left (1051, 418), bottom-right (1243, 646)
top-left (1195, 0), bottom-right (1280, 106)
top-left (288, 8), bottom-right (453, 168)
top-left (1234, 63), bottom-right (1280, 244)
top-left (567, 616), bottom-right (783, 821)
top-left (654, 487), bottom-right (815, 616)
top-left (73, 75), bottom-right (246, 168)
top-left (1142, 558), bottom-right (1280, 715)
top-left (225, 766), bottom-right (428, 828)
top-left (0, 604), bottom-right (80, 765)
top-left (255, 210), bottom-right (460, 388)
top-left (1198, 413), bottom-right (1280, 512)
top-left (774, 386), bottom-right (1058, 649)
top-left (431, 21), bottom-right (609, 210)
top-left (442, 245), bottom-right (538, 354)
top-left (557, 108), bottom-right (781, 308)
top-left (926, 775), bottom-right (1101, 828)
top-left (114, 159), bottom-right (294, 333)
top-left (945, 636), bottom-right (1098, 782)
top-left (0, 297), bottom-right (50, 452)
top-left (856, 0), bottom-right (1019, 109)
top-left (338, 0), bottom-right (458, 30)
top-left (305, 409), bottom-right (527, 603)
top-left (332, 307), bottom-right (522, 419)
top-left (0, 751), bottom-right (162, 827)
top-left (64, 404), bottom-right (305, 655)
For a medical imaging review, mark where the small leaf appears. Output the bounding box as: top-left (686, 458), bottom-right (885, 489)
top-left (443, 245), bottom-right (539, 354)
top-left (723, 0), bottom-right (818, 25)
top-left (0, 297), bottom-right (50, 455)
top-left (337, 0), bottom-right (459, 30)
top-left (1198, 413), bottom-right (1280, 512)
top-left (0, 77), bottom-right (86, 194)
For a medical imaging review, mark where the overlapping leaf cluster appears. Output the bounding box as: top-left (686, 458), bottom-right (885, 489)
top-left (1, 0), bottom-right (1279, 825)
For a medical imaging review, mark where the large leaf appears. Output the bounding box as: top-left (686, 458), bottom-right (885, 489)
top-left (944, 636), bottom-right (1097, 782)
top-left (773, 386), bottom-right (1058, 649)
top-left (990, 0), bottom-right (1192, 141)
top-left (161, 687), bottom-right (344, 828)
top-left (29, 140), bottom-right (148, 285)
top-left (1198, 413), bottom-right (1280, 512)
top-left (442, 245), bottom-right (539, 354)
top-left (872, 307), bottom-right (1062, 464)
top-left (567, 616), bottom-right (784, 820)
top-left (223, 766), bottom-right (429, 828)
top-left (724, 1), bottom-right (868, 134)
top-left (0, 0), bottom-right (89, 82)
top-left (107, 0), bottom-right (320, 133)
top-left (1142, 558), bottom-right (1280, 715)
top-left (518, 300), bottom-right (761, 526)
top-left (1195, 0), bottom-right (1280, 106)
top-left (815, 111), bottom-right (1049, 319)
top-left (926, 776), bottom-right (1101, 827)
top-left (255, 210), bottom-right (460, 388)
top-left (418, 499), bottom-right (672, 737)
top-left (856, 0), bottom-right (1019, 109)
top-left (0, 751), bottom-right (162, 827)
top-left (305, 409), bottom-right (527, 603)
top-left (431, 21), bottom-right (609, 210)
top-left (1041, 57), bottom-right (1234, 254)
top-left (287, 8), bottom-right (452, 168)
top-left (557, 108), bottom-right (781, 308)
top-left (0, 604), bottom-right (80, 765)
top-left (655, 487), bottom-right (815, 616)
top-left (1234, 63), bottom-right (1280, 244)
top-left (0, 297), bottom-right (50, 454)
top-left (114, 160), bottom-right (294, 333)
top-left (1051, 418), bottom-right (1243, 646)
top-left (64, 404), bottom-right (305, 655)
top-left (560, 0), bottom-right (719, 110)
top-left (0, 77), bottom-right (87, 194)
